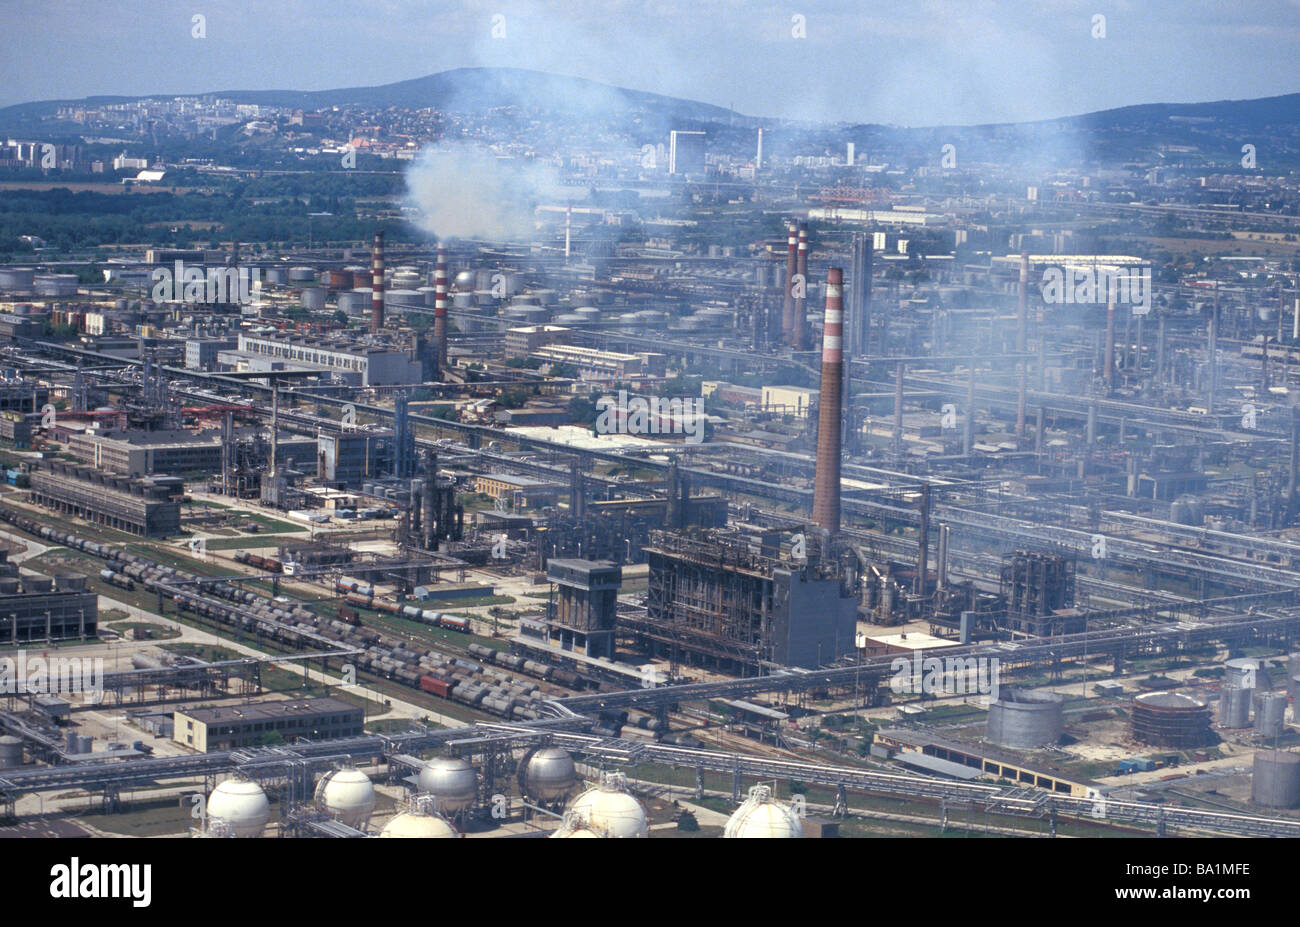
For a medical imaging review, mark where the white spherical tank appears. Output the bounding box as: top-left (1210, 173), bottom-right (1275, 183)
top-left (723, 785), bottom-right (803, 838)
top-left (380, 807), bottom-right (458, 838)
top-left (418, 757), bottom-right (477, 813)
top-left (315, 767), bottom-right (376, 828)
top-left (521, 747), bottom-right (577, 802)
top-left (566, 772), bottom-right (648, 838)
top-left (207, 776), bottom-right (271, 838)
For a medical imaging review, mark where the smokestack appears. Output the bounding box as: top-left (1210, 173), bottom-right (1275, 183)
top-left (756, 128), bottom-right (763, 171)
top-left (423, 448), bottom-right (438, 549)
top-left (794, 223), bottom-right (809, 350)
top-left (936, 523), bottom-right (950, 591)
top-left (1104, 294), bottom-right (1115, 393)
top-left (1017, 252), bottom-right (1028, 354)
top-left (914, 485), bottom-right (930, 597)
top-left (892, 362), bottom-right (904, 456)
top-left (812, 267), bottom-right (845, 533)
top-left (849, 232), bottom-right (872, 357)
top-left (433, 246), bottom-right (448, 373)
top-left (370, 230), bottom-right (385, 333)
top-left (564, 205), bottom-right (572, 260)
top-left (782, 221), bottom-right (797, 345)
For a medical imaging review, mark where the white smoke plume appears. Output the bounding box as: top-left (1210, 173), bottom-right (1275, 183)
top-left (402, 142), bottom-right (567, 243)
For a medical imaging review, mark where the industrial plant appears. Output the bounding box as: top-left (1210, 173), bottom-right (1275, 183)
top-left (0, 4), bottom-right (1298, 864)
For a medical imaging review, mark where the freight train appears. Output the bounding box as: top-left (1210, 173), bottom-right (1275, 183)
top-left (233, 551), bottom-right (282, 573)
top-left (0, 505), bottom-right (611, 725)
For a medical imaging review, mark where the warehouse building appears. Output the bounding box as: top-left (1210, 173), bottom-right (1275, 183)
top-left (172, 697), bottom-right (364, 752)
top-left (0, 560), bottom-right (97, 644)
top-left (68, 428), bottom-right (317, 477)
top-left (27, 461), bottom-right (182, 536)
top-left (236, 332), bottom-right (423, 386)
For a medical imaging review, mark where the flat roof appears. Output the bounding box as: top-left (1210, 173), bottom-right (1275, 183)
top-left (894, 752), bottom-right (984, 780)
top-left (176, 697), bottom-right (359, 725)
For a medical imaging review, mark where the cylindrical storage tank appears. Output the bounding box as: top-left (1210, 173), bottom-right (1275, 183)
top-left (131, 652), bottom-right (163, 670)
top-left (1219, 686), bottom-right (1252, 729)
top-left (315, 766), bottom-right (376, 827)
top-left (325, 270), bottom-right (354, 289)
top-left (299, 286), bottom-right (326, 310)
top-left (288, 266), bottom-right (316, 283)
top-left (565, 773), bottom-right (647, 838)
top-left (33, 274), bottom-right (79, 296)
top-left (0, 267), bottom-right (35, 289)
top-left (723, 785), bottom-right (803, 838)
top-left (1254, 692), bottom-right (1288, 738)
top-left (1225, 658), bottom-right (1271, 691)
top-left (392, 270), bottom-right (422, 289)
top-left (1251, 750), bottom-right (1300, 808)
top-left (264, 267), bottom-right (287, 285)
top-left (206, 776), bottom-right (270, 837)
top-left (0, 735), bottom-right (22, 768)
top-left (76, 734), bottom-right (93, 753)
top-left (519, 746), bottom-right (576, 802)
top-left (1289, 653), bottom-right (1300, 698)
top-left (985, 689), bottom-right (1065, 748)
top-left (1130, 692), bottom-right (1213, 747)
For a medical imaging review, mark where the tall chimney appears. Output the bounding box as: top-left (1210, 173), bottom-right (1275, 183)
top-left (812, 267), bottom-right (845, 533)
top-left (756, 128), bottom-right (763, 171)
top-left (433, 246), bottom-right (448, 373)
top-left (370, 230), bottom-right (385, 333)
top-left (782, 221), bottom-right (797, 345)
top-left (1017, 252), bottom-right (1028, 354)
top-left (794, 223), bottom-right (810, 350)
top-left (1104, 293), bottom-right (1116, 393)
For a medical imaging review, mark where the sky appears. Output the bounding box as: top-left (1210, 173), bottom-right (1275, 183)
top-left (3, 0), bottom-right (1299, 126)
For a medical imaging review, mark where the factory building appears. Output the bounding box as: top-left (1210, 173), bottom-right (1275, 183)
top-left (27, 462), bottom-right (182, 537)
top-left (504, 324), bottom-right (569, 357)
top-left (68, 428), bottom-right (316, 478)
top-left (668, 130), bottom-right (707, 176)
top-left (544, 559), bottom-right (621, 659)
top-left (636, 529), bottom-right (857, 671)
top-left (173, 697), bottom-right (364, 752)
top-left (317, 430), bottom-right (395, 485)
top-left (0, 557), bottom-right (97, 644)
top-left (0, 411), bottom-right (33, 448)
top-left (235, 332), bottom-right (423, 386)
top-left (475, 473), bottom-right (562, 510)
top-left (530, 344), bottom-right (666, 381)
top-left (185, 337), bottom-right (238, 371)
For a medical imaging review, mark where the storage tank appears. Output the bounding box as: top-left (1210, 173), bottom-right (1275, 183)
top-left (206, 776), bottom-right (271, 837)
top-left (1130, 692), bottom-right (1213, 747)
top-left (565, 772), bottom-right (647, 838)
top-left (34, 274), bottom-right (79, 297)
top-left (723, 784), bottom-right (803, 838)
top-left (417, 756), bottom-right (477, 813)
top-left (380, 798), bottom-right (458, 838)
top-left (1289, 652), bottom-right (1300, 698)
top-left (519, 746), bottom-right (577, 802)
top-left (1224, 657), bottom-right (1271, 691)
top-left (1251, 750), bottom-right (1300, 808)
top-left (1219, 686), bottom-right (1252, 729)
top-left (0, 267), bottom-right (35, 289)
top-left (985, 689), bottom-right (1065, 748)
top-left (264, 268), bottom-right (286, 285)
top-left (299, 287), bottom-right (326, 310)
top-left (1254, 692), bottom-right (1288, 738)
top-left (0, 735), bottom-right (22, 768)
top-left (315, 766), bottom-right (376, 827)
top-left (288, 266), bottom-right (316, 283)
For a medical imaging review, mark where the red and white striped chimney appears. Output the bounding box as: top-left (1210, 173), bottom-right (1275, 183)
top-left (794, 223), bottom-right (809, 350)
top-left (812, 267), bottom-right (844, 533)
top-left (370, 230), bottom-right (385, 333)
top-left (433, 245), bottom-right (448, 371)
top-left (782, 221), bottom-right (797, 346)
